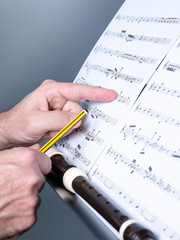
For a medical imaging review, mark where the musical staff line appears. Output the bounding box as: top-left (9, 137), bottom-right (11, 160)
top-left (75, 126), bottom-right (104, 145)
top-left (94, 45), bottom-right (157, 64)
top-left (135, 103), bottom-right (180, 127)
top-left (75, 77), bottom-right (101, 88)
top-left (105, 29), bottom-right (171, 44)
top-left (74, 77), bottom-right (88, 85)
top-left (116, 91), bottom-right (131, 105)
top-left (120, 125), bottom-right (180, 160)
top-left (84, 62), bottom-right (144, 84)
top-left (92, 169), bottom-right (180, 240)
top-left (55, 140), bottom-right (90, 166)
top-left (149, 82), bottom-right (180, 99)
top-left (116, 15), bottom-right (180, 24)
top-left (81, 101), bottom-right (118, 125)
top-left (163, 61), bottom-right (180, 72)
top-left (106, 146), bottom-right (180, 201)
top-left (76, 79), bottom-right (131, 106)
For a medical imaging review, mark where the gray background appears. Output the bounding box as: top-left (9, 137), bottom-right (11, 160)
top-left (0, 1), bottom-right (124, 239)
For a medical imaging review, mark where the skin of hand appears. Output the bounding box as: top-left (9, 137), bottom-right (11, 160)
top-left (0, 80), bottom-right (117, 149)
top-left (0, 145), bottom-right (51, 240)
top-left (0, 80), bottom-right (116, 239)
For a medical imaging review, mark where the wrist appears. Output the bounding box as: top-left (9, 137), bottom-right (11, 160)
top-left (0, 111), bottom-right (13, 150)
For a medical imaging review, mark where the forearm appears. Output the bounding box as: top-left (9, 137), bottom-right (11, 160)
top-left (0, 111), bottom-right (12, 150)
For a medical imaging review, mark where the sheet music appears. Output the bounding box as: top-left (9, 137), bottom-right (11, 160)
top-left (88, 37), bottom-right (180, 240)
top-left (55, 0), bottom-right (180, 239)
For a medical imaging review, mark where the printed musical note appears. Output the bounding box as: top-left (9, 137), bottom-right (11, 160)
top-left (163, 61), bottom-right (180, 72)
top-left (116, 15), bottom-right (180, 24)
top-left (94, 45), bottom-right (157, 64)
top-left (74, 77), bottom-right (88, 85)
top-left (120, 125), bottom-right (180, 160)
top-left (75, 77), bottom-right (102, 89)
top-left (149, 82), bottom-right (180, 98)
top-left (54, 2), bottom-right (180, 239)
top-left (105, 30), bottom-right (171, 44)
top-left (84, 62), bottom-right (144, 83)
top-left (75, 126), bottom-right (104, 145)
top-left (115, 91), bottom-right (131, 105)
top-left (81, 101), bottom-right (118, 125)
top-left (135, 103), bottom-right (180, 127)
top-left (74, 77), bottom-right (97, 87)
top-left (106, 146), bottom-right (180, 200)
top-left (55, 140), bottom-right (91, 166)
top-left (92, 168), bottom-right (180, 240)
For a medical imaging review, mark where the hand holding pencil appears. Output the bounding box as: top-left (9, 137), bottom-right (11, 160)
top-left (0, 80), bottom-right (117, 150)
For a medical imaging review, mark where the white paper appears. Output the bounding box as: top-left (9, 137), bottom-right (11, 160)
top-left (55, 1), bottom-right (180, 239)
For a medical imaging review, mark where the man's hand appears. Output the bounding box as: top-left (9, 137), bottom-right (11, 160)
top-left (0, 80), bottom-right (117, 149)
top-left (0, 146), bottom-right (51, 240)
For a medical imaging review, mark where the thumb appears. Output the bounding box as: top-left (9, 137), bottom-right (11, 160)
top-left (29, 144), bottom-right (41, 151)
top-left (37, 151), bottom-right (52, 175)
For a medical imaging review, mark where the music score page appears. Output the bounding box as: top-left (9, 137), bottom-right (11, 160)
top-left (55, 0), bottom-right (180, 239)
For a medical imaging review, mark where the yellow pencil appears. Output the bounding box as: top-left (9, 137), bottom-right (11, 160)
top-left (39, 110), bottom-right (87, 153)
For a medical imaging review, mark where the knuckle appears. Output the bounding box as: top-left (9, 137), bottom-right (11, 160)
top-left (41, 79), bottom-right (55, 86)
top-left (26, 175), bottom-right (43, 192)
top-left (28, 195), bottom-right (40, 209)
top-left (23, 149), bottom-right (37, 166)
top-left (23, 195), bottom-right (40, 219)
top-left (24, 214), bottom-right (37, 230)
top-left (24, 114), bottom-right (38, 133)
top-left (14, 148), bottom-right (36, 167)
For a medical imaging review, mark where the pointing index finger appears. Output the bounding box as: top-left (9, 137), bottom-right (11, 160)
top-left (59, 83), bottom-right (117, 102)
